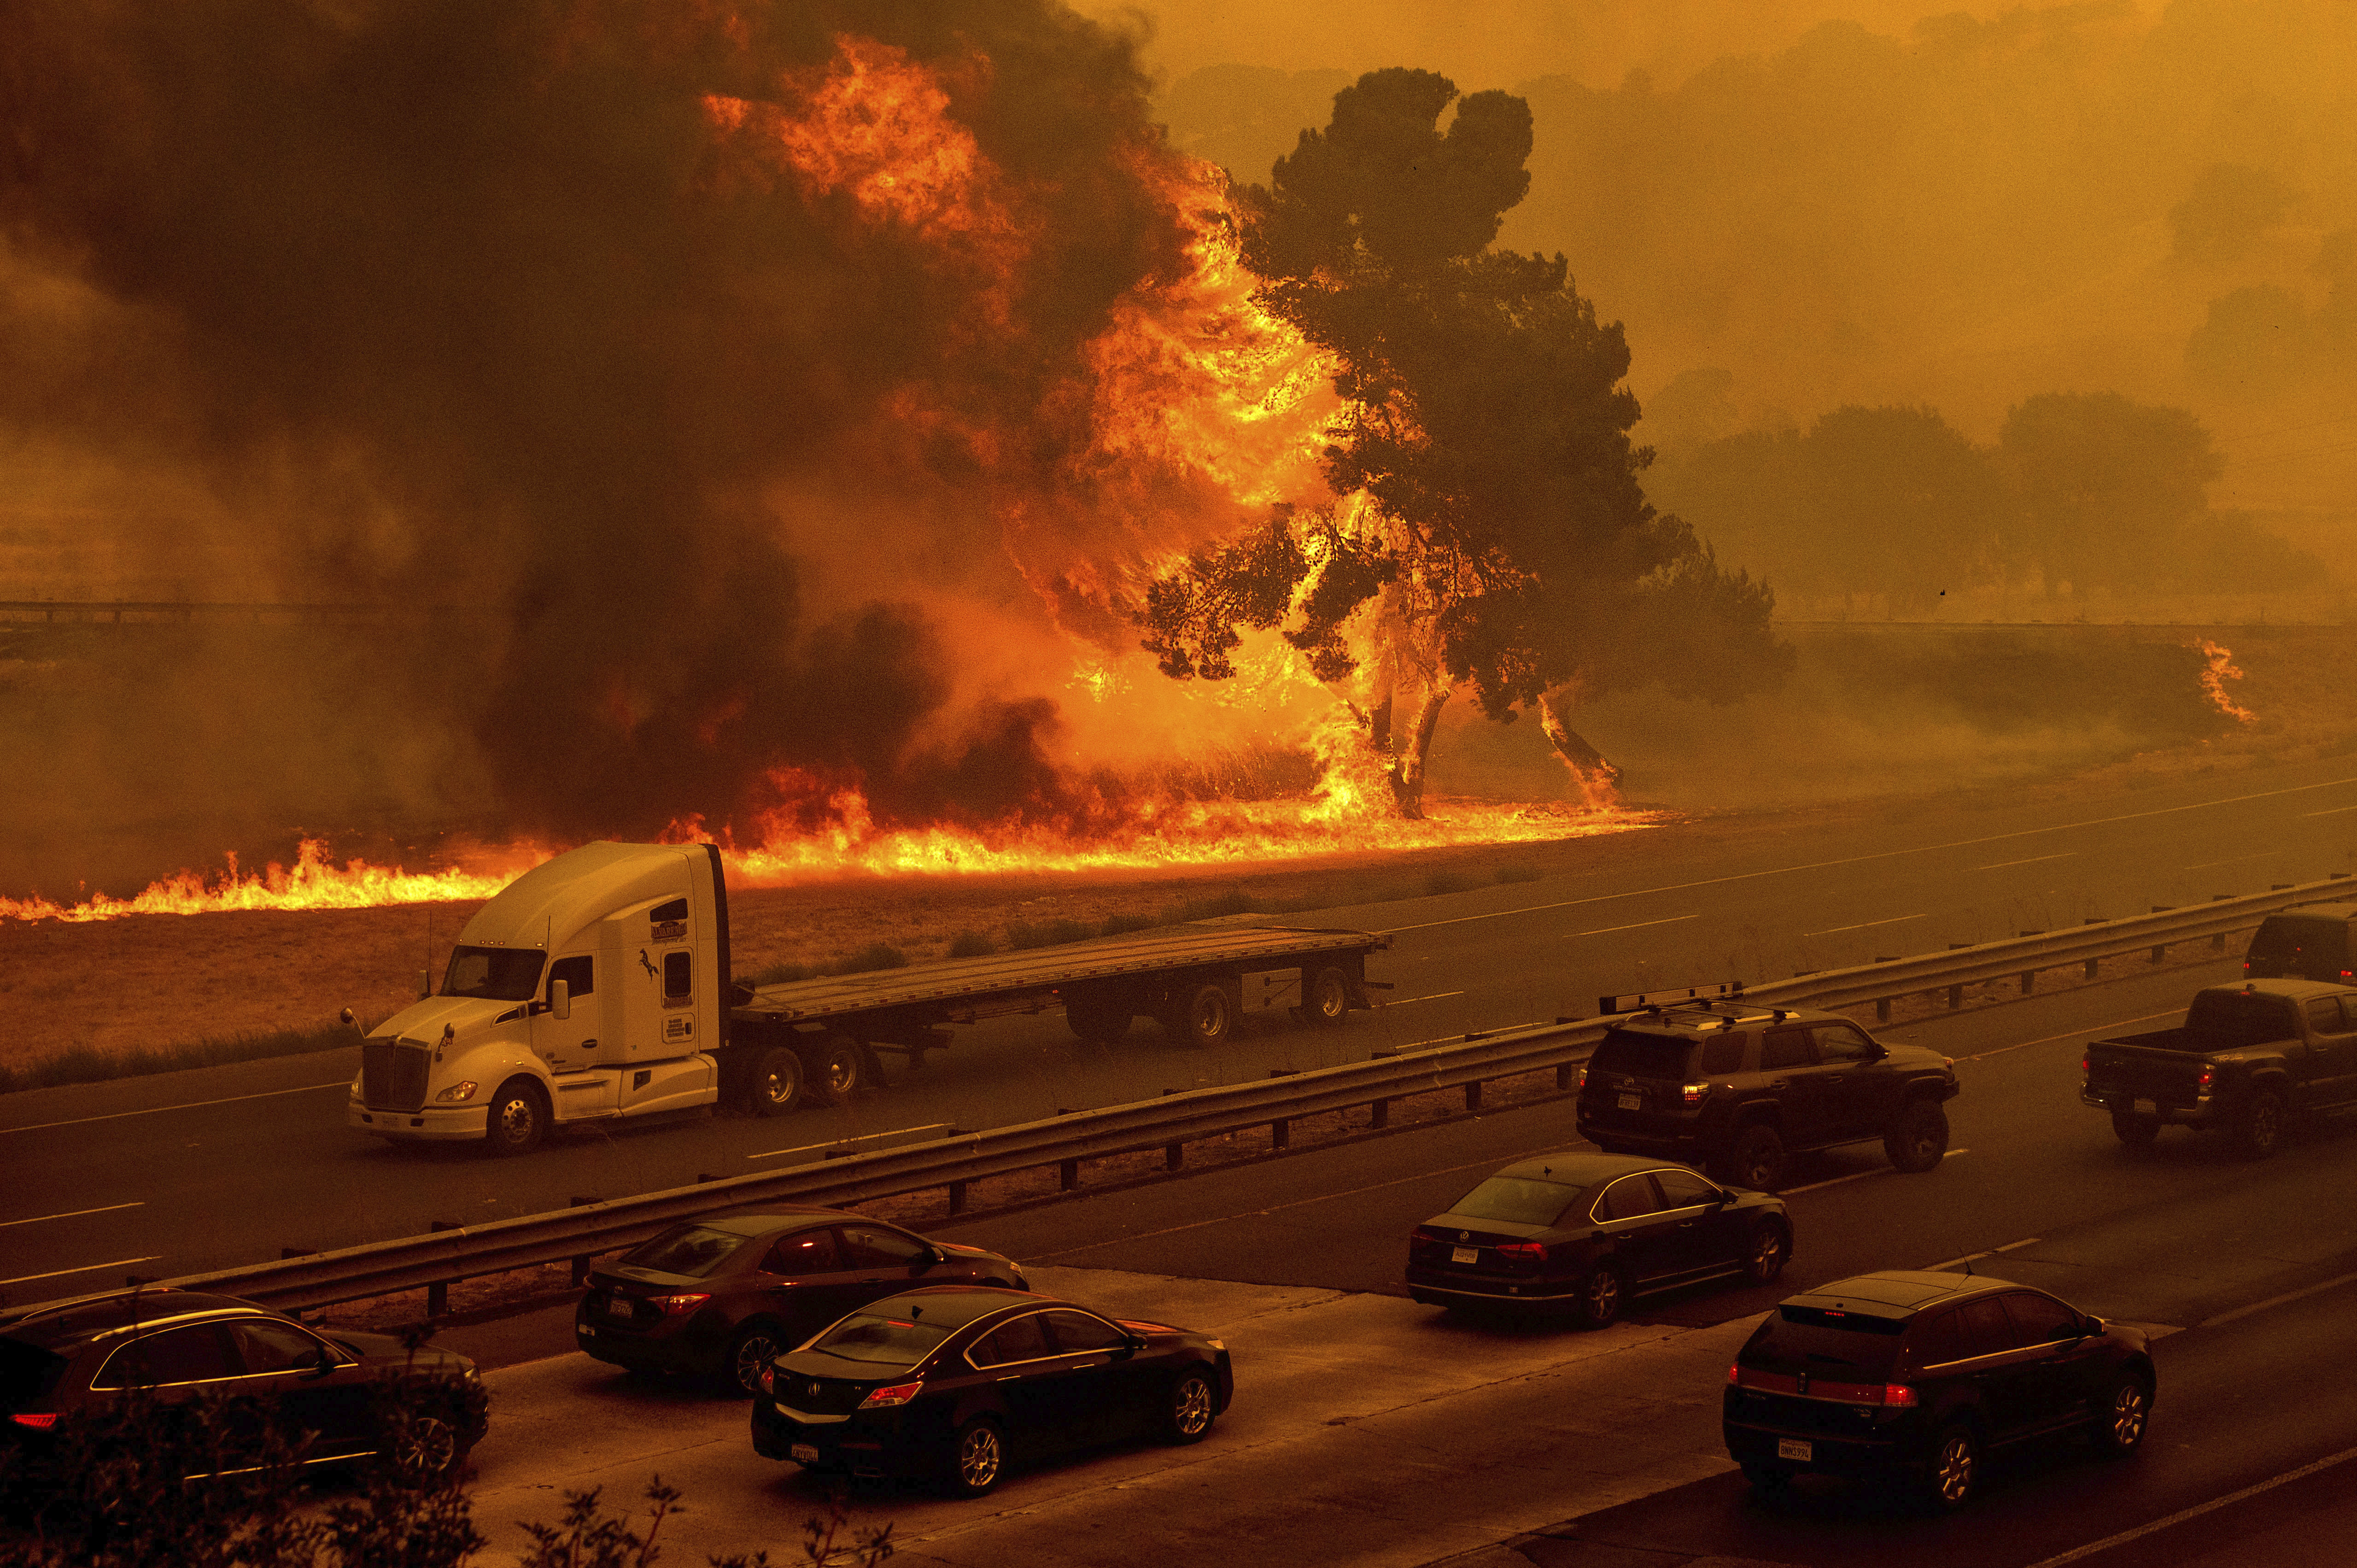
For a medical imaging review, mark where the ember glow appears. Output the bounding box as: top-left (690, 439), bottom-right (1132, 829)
top-left (2195, 639), bottom-right (2257, 726)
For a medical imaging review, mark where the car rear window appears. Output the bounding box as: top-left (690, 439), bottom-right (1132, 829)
top-left (621, 1225), bottom-right (749, 1279)
top-left (2249, 916), bottom-right (2348, 970)
top-left (1447, 1176), bottom-right (1582, 1227)
top-left (810, 1313), bottom-right (954, 1368)
top-left (0, 1337), bottom-right (69, 1411)
top-left (2185, 989), bottom-right (2303, 1050)
top-left (1591, 1030), bottom-right (1693, 1080)
top-left (1741, 1306), bottom-right (1907, 1381)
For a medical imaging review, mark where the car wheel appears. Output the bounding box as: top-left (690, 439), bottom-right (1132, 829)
top-left (805, 1037), bottom-right (866, 1107)
top-left (1574, 1263), bottom-right (1626, 1329)
top-left (720, 1323), bottom-right (784, 1399)
top-left (1165, 982), bottom-right (1233, 1047)
top-left (2093, 1375), bottom-right (2152, 1459)
top-left (1161, 1367), bottom-right (1218, 1445)
top-left (2111, 1111), bottom-right (2160, 1150)
top-left (1725, 1123), bottom-right (1786, 1191)
top-left (1924, 1423), bottom-right (1980, 1513)
top-left (945, 1416), bottom-right (1005, 1498)
top-left (1739, 1463), bottom-right (1791, 1501)
top-left (388, 1412), bottom-right (467, 1483)
top-left (1301, 966), bottom-right (1351, 1027)
top-left (2235, 1090), bottom-right (2284, 1159)
top-left (1884, 1099), bottom-right (1949, 1173)
top-left (1743, 1223), bottom-right (1790, 1285)
top-left (483, 1080), bottom-right (546, 1157)
top-left (749, 1046), bottom-right (803, 1117)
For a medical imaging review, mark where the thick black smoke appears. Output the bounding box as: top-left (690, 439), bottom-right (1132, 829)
top-left (0, 0), bottom-right (1184, 853)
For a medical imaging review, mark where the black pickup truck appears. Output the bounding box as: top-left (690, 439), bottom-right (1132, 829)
top-left (2081, 979), bottom-right (2357, 1158)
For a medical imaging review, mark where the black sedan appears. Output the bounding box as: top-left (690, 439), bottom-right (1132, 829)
top-left (1405, 1152), bottom-right (1792, 1326)
top-left (750, 1286), bottom-right (1233, 1497)
top-left (0, 1287), bottom-right (484, 1485)
top-left (1725, 1270), bottom-right (2155, 1511)
top-left (576, 1210), bottom-right (1027, 1396)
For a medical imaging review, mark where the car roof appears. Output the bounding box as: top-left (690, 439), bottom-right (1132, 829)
top-left (0, 1288), bottom-right (266, 1347)
top-left (856, 1286), bottom-right (1055, 1331)
top-left (2270, 903), bottom-right (2357, 921)
top-left (1780, 1270), bottom-right (2013, 1321)
top-left (2215, 977), bottom-right (2357, 1001)
top-left (669, 1211), bottom-right (851, 1238)
top-left (1605, 1002), bottom-right (1837, 1036)
top-left (1487, 1152), bottom-right (1695, 1188)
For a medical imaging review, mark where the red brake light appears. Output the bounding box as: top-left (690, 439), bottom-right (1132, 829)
top-left (2198, 1065), bottom-right (2217, 1091)
top-left (1496, 1242), bottom-right (1546, 1261)
top-left (858, 1381), bottom-right (924, 1410)
top-left (650, 1293), bottom-right (710, 1316)
top-left (10, 1412), bottom-right (58, 1430)
top-left (1726, 1362), bottom-right (1740, 1386)
top-left (1883, 1384), bottom-right (1918, 1409)
top-left (1577, 1065), bottom-right (1588, 1090)
top-left (2081, 1053), bottom-right (2090, 1075)
top-left (759, 1365), bottom-right (776, 1397)
top-left (1682, 1082), bottom-right (1707, 1104)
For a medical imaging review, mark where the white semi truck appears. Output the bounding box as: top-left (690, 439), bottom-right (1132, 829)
top-left (348, 841), bottom-right (1390, 1155)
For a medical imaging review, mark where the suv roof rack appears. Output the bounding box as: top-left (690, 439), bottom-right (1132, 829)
top-left (1597, 981), bottom-right (1768, 1018)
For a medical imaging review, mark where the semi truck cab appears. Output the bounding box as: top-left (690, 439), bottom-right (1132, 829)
top-left (348, 842), bottom-right (730, 1154)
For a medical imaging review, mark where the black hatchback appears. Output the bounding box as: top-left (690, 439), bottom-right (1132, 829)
top-left (1724, 1271), bottom-right (2156, 1511)
top-left (576, 1211), bottom-right (1028, 1396)
top-left (750, 1286), bottom-right (1233, 1497)
top-left (1405, 1152), bottom-right (1792, 1328)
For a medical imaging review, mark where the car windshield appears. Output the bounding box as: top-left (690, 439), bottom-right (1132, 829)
top-left (811, 1313), bottom-right (954, 1368)
top-left (1448, 1176), bottom-right (1580, 1227)
top-left (0, 1337), bottom-right (68, 1412)
top-left (2186, 989), bottom-right (2303, 1050)
top-left (1591, 1030), bottom-right (1693, 1080)
top-left (441, 946), bottom-right (547, 1002)
top-left (621, 1225), bottom-right (750, 1279)
top-left (1743, 1307), bottom-right (1907, 1380)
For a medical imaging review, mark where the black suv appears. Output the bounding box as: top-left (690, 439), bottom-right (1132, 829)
top-left (2245, 903), bottom-right (2357, 983)
top-left (1724, 1270), bottom-right (2156, 1511)
top-left (1574, 998), bottom-right (1959, 1189)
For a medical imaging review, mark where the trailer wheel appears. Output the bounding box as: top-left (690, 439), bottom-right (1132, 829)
top-left (1164, 983), bottom-right (1233, 1048)
top-left (805, 1037), bottom-right (866, 1106)
top-left (1301, 966), bottom-right (1351, 1027)
top-left (748, 1047), bottom-right (803, 1117)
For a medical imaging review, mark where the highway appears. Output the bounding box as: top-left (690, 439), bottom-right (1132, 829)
top-left (6, 752), bottom-right (2357, 1294)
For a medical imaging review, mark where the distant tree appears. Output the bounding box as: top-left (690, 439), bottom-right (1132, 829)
top-left (1139, 68), bottom-right (1788, 813)
top-left (1997, 392), bottom-right (2222, 595)
top-left (2169, 163), bottom-right (2300, 268)
top-left (2185, 283), bottom-right (2311, 397)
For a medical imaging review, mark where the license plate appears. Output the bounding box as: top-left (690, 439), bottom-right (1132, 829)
top-left (1618, 1093), bottom-right (1642, 1110)
top-left (1451, 1246), bottom-right (1480, 1264)
top-left (1778, 1438), bottom-right (1813, 1462)
top-left (790, 1443), bottom-right (820, 1463)
top-left (2135, 1099), bottom-right (2157, 1115)
top-left (579, 1325), bottom-right (596, 1338)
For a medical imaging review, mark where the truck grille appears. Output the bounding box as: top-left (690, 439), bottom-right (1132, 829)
top-left (362, 1039), bottom-right (432, 1111)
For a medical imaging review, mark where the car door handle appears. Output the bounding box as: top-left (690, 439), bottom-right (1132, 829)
top-left (1768, 1079), bottom-right (1789, 1087)
top-left (1822, 1075), bottom-right (1846, 1084)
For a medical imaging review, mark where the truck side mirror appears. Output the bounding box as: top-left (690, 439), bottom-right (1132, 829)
top-left (551, 979), bottom-right (571, 1022)
top-left (418, 969), bottom-right (433, 1000)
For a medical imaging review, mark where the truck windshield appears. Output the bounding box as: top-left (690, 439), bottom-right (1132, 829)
top-left (2186, 990), bottom-right (2302, 1050)
top-left (442, 947), bottom-right (547, 1001)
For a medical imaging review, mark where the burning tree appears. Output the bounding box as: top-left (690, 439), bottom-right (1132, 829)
top-left (1138, 69), bottom-right (1789, 815)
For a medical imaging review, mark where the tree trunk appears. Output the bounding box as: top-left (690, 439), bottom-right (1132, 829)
top-left (1538, 687), bottom-right (1622, 811)
top-left (1388, 685), bottom-right (1450, 818)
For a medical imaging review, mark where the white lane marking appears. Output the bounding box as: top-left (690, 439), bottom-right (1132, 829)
top-left (1924, 1235), bottom-right (2041, 1270)
top-left (0, 1255), bottom-right (163, 1287)
top-left (2202, 1269), bottom-right (2357, 1328)
top-left (2023, 1440), bottom-right (2357, 1568)
top-left (1783, 1148), bottom-right (1969, 1195)
top-left (1571, 914), bottom-right (1699, 938)
top-left (2304, 805), bottom-right (2357, 817)
top-left (0, 1201), bottom-right (145, 1229)
top-left (747, 1122), bottom-right (956, 1162)
top-left (1805, 913), bottom-right (1927, 936)
top-left (1954, 1009), bottom-right (2184, 1062)
top-left (1378, 772), bottom-right (2357, 936)
top-left (1977, 853), bottom-right (2078, 871)
top-left (0, 1081), bottom-right (353, 1135)
top-left (2183, 850), bottom-right (2283, 869)
top-left (1389, 991), bottom-right (1467, 1006)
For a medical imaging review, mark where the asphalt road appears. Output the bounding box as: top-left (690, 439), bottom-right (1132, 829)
top-left (7, 752), bottom-right (2357, 1293)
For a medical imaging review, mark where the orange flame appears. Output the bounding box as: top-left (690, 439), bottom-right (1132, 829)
top-left (0, 840), bottom-right (550, 924)
top-left (2195, 638), bottom-right (2256, 725)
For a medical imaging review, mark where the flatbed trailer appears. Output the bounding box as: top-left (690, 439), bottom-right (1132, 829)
top-left (726, 924), bottom-right (1392, 1112)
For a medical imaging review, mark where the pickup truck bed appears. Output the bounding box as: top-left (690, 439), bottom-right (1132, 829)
top-left (2082, 979), bottom-right (2357, 1158)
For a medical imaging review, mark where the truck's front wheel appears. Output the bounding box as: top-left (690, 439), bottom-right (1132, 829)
top-left (484, 1080), bottom-right (546, 1157)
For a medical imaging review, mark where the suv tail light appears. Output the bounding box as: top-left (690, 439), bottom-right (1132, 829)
top-left (9, 1412), bottom-right (58, 1430)
top-left (1577, 1066), bottom-right (1589, 1090)
top-left (650, 1293), bottom-right (710, 1316)
top-left (1682, 1082), bottom-right (1708, 1104)
top-left (859, 1381), bottom-right (923, 1410)
top-left (2198, 1065), bottom-right (2217, 1092)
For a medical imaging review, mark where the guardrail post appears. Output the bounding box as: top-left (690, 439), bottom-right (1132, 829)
top-left (2020, 971), bottom-right (2035, 995)
top-left (1464, 1082), bottom-right (1482, 1112)
top-left (947, 1181), bottom-right (968, 1217)
top-left (1059, 1158), bottom-right (1080, 1192)
top-left (1876, 998), bottom-right (1892, 1024)
top-left (1371, 1098), bottom-right (1390, 1129)
top-left (2086, 957), bottom-right (2100, 979)
top-left (1165, 1141), bottom-right (1184, 1171)
top-left (1555, 1063), bottom-right (1575, 1090)
top-left (2150, 943), bottom-right (2167, 963)
top-left (1271, 1118), bottom-right (1289, 1150)
top-left (569, 1197), bottom-right (597, 1287)
top-left (426, 1222), bottom-right (460, 1317)
top-left (1948, 984), bottom-right (1964, 1010)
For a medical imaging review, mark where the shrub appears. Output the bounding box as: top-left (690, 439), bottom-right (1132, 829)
top-left (945, 929), bottom-right (996, 958)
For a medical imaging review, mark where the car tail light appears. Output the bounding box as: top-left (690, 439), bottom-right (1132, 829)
top-left (759, 1365), bottom-right (776, 1397)
top-left (2081, 1053), bottom-right (2090, 1075)
top-left (1577, 1065), bottom-right (1588, 1090)
top-left (858, 1381), bottom-right (923, 1410)
top-left (1682, 1082), bottom-right (1707, 1104)
top-left (2198, 1065), bottom-right (2217, 1092)
top-left (1726, 1362), bottom-right (1740, 1386)
top-left (650, 1293), bottom-right (710, 1316)
top-left (1882, 1384), bottom-right (1918, 1408)
top-left (1495, 1242), bottom-right (1545, 1262)
top-left (9, 1413), bottom-right (58, 1430)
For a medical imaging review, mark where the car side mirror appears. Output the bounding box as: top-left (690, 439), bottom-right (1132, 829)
top-left (1122, 1334), bottom-right (1146, 1354)
top-left (551, 979), bottom-right (571, 1022)
top-left (301, 1347), bottom-right (336, 1379)
top-left (919, 1244), bottom-right (946, 1266)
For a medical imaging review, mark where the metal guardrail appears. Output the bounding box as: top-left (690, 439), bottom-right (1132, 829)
top-left (126, 870), bottom-right (2357, 1316)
